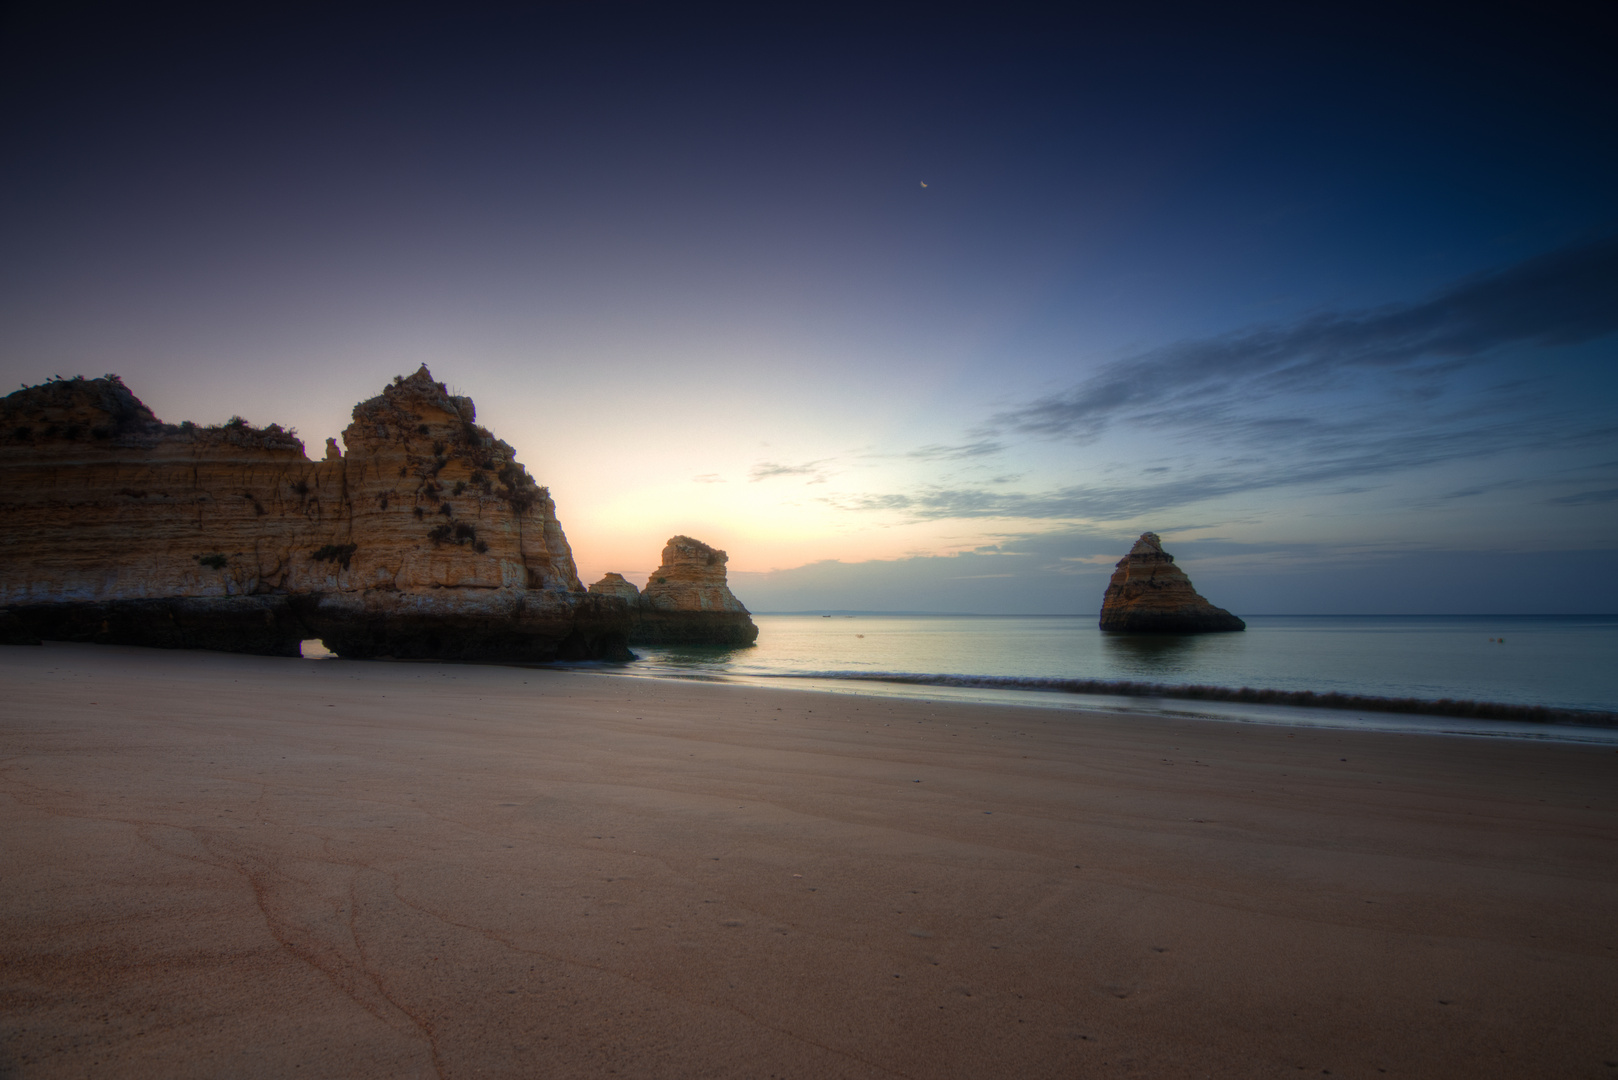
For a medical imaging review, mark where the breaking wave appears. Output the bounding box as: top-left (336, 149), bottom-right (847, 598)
top-left (738, 669), bottom-right (1618, 726)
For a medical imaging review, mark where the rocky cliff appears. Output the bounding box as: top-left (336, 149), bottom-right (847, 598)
top-left (1098, 533), bottom-right (1245, 633)
top-left (590, 537), bottom-right (759, 646)
top-left (0, 369), bottom-right (641, 659)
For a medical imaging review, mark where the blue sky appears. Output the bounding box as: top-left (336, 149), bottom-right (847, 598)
top-left (3, 4), bottom-right (1615, 612)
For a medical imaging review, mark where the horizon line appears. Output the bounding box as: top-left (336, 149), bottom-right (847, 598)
top-left (749, 610), bottom-right (1618, 618)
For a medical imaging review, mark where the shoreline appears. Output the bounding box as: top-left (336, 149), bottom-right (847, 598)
top-left (585, 667), bottom-right (1618, 746)
top-left (623, 611), bottom-right (1618, 728)
top-left (194, 633), bottom-right (1618, 733)
top-left (728, 670), bottom-right (1618, 727)
top-left (548, 650), bottom-right (1618, 742)
top-left (4, 641), bottom-right (1616, 1078)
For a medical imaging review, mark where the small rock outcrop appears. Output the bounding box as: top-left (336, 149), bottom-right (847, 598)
top-left (629, 536), bottom-right (758, 646)
top-left (588, 573), bottom-right (641, 603)
top-left (1098, 533), bottom-right (1245, 634)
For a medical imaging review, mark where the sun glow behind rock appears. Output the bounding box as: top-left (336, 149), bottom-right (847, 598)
top-left (2, 8), bottom-right (1614, 613)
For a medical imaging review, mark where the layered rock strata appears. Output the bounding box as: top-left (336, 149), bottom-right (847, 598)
top-left (1098, 533), bottom-right (1245, 633)
top-left (591, 536), bottom-right (758, 646)
top-left (587, 572), bottom-right (642, 604)
top-left (0, 368), bottom-right (637, 659)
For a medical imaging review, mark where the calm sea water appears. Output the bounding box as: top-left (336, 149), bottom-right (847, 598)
top-left (621, 614), bottom-right (1618, 737)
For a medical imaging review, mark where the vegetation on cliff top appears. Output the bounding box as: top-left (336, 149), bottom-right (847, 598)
top-left (1, 375), bottom-right (304, 451)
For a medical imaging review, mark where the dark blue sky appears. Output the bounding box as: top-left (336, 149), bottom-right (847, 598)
top-left (3, 3), bottom-right (1615, 611)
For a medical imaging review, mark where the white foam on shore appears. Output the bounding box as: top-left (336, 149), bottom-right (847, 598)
top-left (578, 666), bottom-right (1618, 746)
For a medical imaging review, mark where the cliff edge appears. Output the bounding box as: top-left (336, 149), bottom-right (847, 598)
top-left (0, 369), bottom-right (636, 659)
top-left (1098, 533), bottom-right (1245, 634)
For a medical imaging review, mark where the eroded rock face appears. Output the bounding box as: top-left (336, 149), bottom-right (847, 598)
top-left (632, 536), bottom-right (758, 645)
top-left (1098, 533), bottom-right (1245, 634)
top-left (0, 369), bottom-right (630, 660)
top-left (588, 573), bottom-right (641, 603)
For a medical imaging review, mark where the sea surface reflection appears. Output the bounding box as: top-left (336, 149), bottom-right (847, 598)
top-left (611, 613), bottom-right (1618, 716)
top-left (1098, 632), bottom-right (1204, 676)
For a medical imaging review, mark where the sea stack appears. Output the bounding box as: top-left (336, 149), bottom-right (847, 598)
top-left (1098, 532), bottom-right (1245, 633)
top-left (0, 369), bottom-right (746, 659)
top-left (586, 572), bottom-right (642, 604)
top-left (620, 536), bottom-right (759, 646)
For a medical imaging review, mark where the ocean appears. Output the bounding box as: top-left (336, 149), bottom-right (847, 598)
top-left (621, 614), bottom-right (1618, 740)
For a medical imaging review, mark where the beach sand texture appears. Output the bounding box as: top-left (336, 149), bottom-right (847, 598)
top-left (2, 644), bottom-right (1615, 1079)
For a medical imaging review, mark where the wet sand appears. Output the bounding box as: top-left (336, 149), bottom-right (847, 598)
top-left (2, 642), bottom-right (1615, 1079)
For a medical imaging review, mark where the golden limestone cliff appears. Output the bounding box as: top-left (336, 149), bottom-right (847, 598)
top-left (0, 368), bottom-right (751, 658)
top-left (589, 535), bottom-right (758, 646)
top-left (1098, 532), bottom-right (1245, 634)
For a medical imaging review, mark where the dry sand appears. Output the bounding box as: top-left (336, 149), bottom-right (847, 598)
top-left (1, 643), bottom-right (1615, 1079)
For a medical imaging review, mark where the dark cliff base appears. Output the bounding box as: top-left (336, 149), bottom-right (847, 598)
top-left (0, 597), bottom-right (636, 662)
top-left (302, 595), bottom-right (636, 663)
top-left (1099, 609), bottom-right (1247, 633)
top-left (630, 610), bottom-right (760, 647)
top-left (2, 597), bottom-right (309, 655)
top-left (309, 620), bottom-right (634, 663)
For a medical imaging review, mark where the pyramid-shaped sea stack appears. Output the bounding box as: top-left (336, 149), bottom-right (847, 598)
top-left (1098, 533), bottom-right (1245, 633)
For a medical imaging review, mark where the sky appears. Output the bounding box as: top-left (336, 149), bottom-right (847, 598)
top-left (3, 4), bottom-right (1616, 613)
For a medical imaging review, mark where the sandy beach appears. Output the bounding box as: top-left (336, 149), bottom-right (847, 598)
top-left (2, 643), bottom-right (1615, 1079)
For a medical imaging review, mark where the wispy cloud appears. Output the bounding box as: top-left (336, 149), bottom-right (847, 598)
top-left (904, 440), bottom-right (1005, 460)
top-left (691, 473), bottom-right (726, 483)
top-left (827, 412), bottom-right (1618, 521)
top-left (801, 238), bottom-right (1618, 524)
top-left (991, 236), bottom-right (1618, 441)
top-left (1548, 487), bottom-right (1618, 505)
top-left (750, 459), bottom-right (831, 482)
